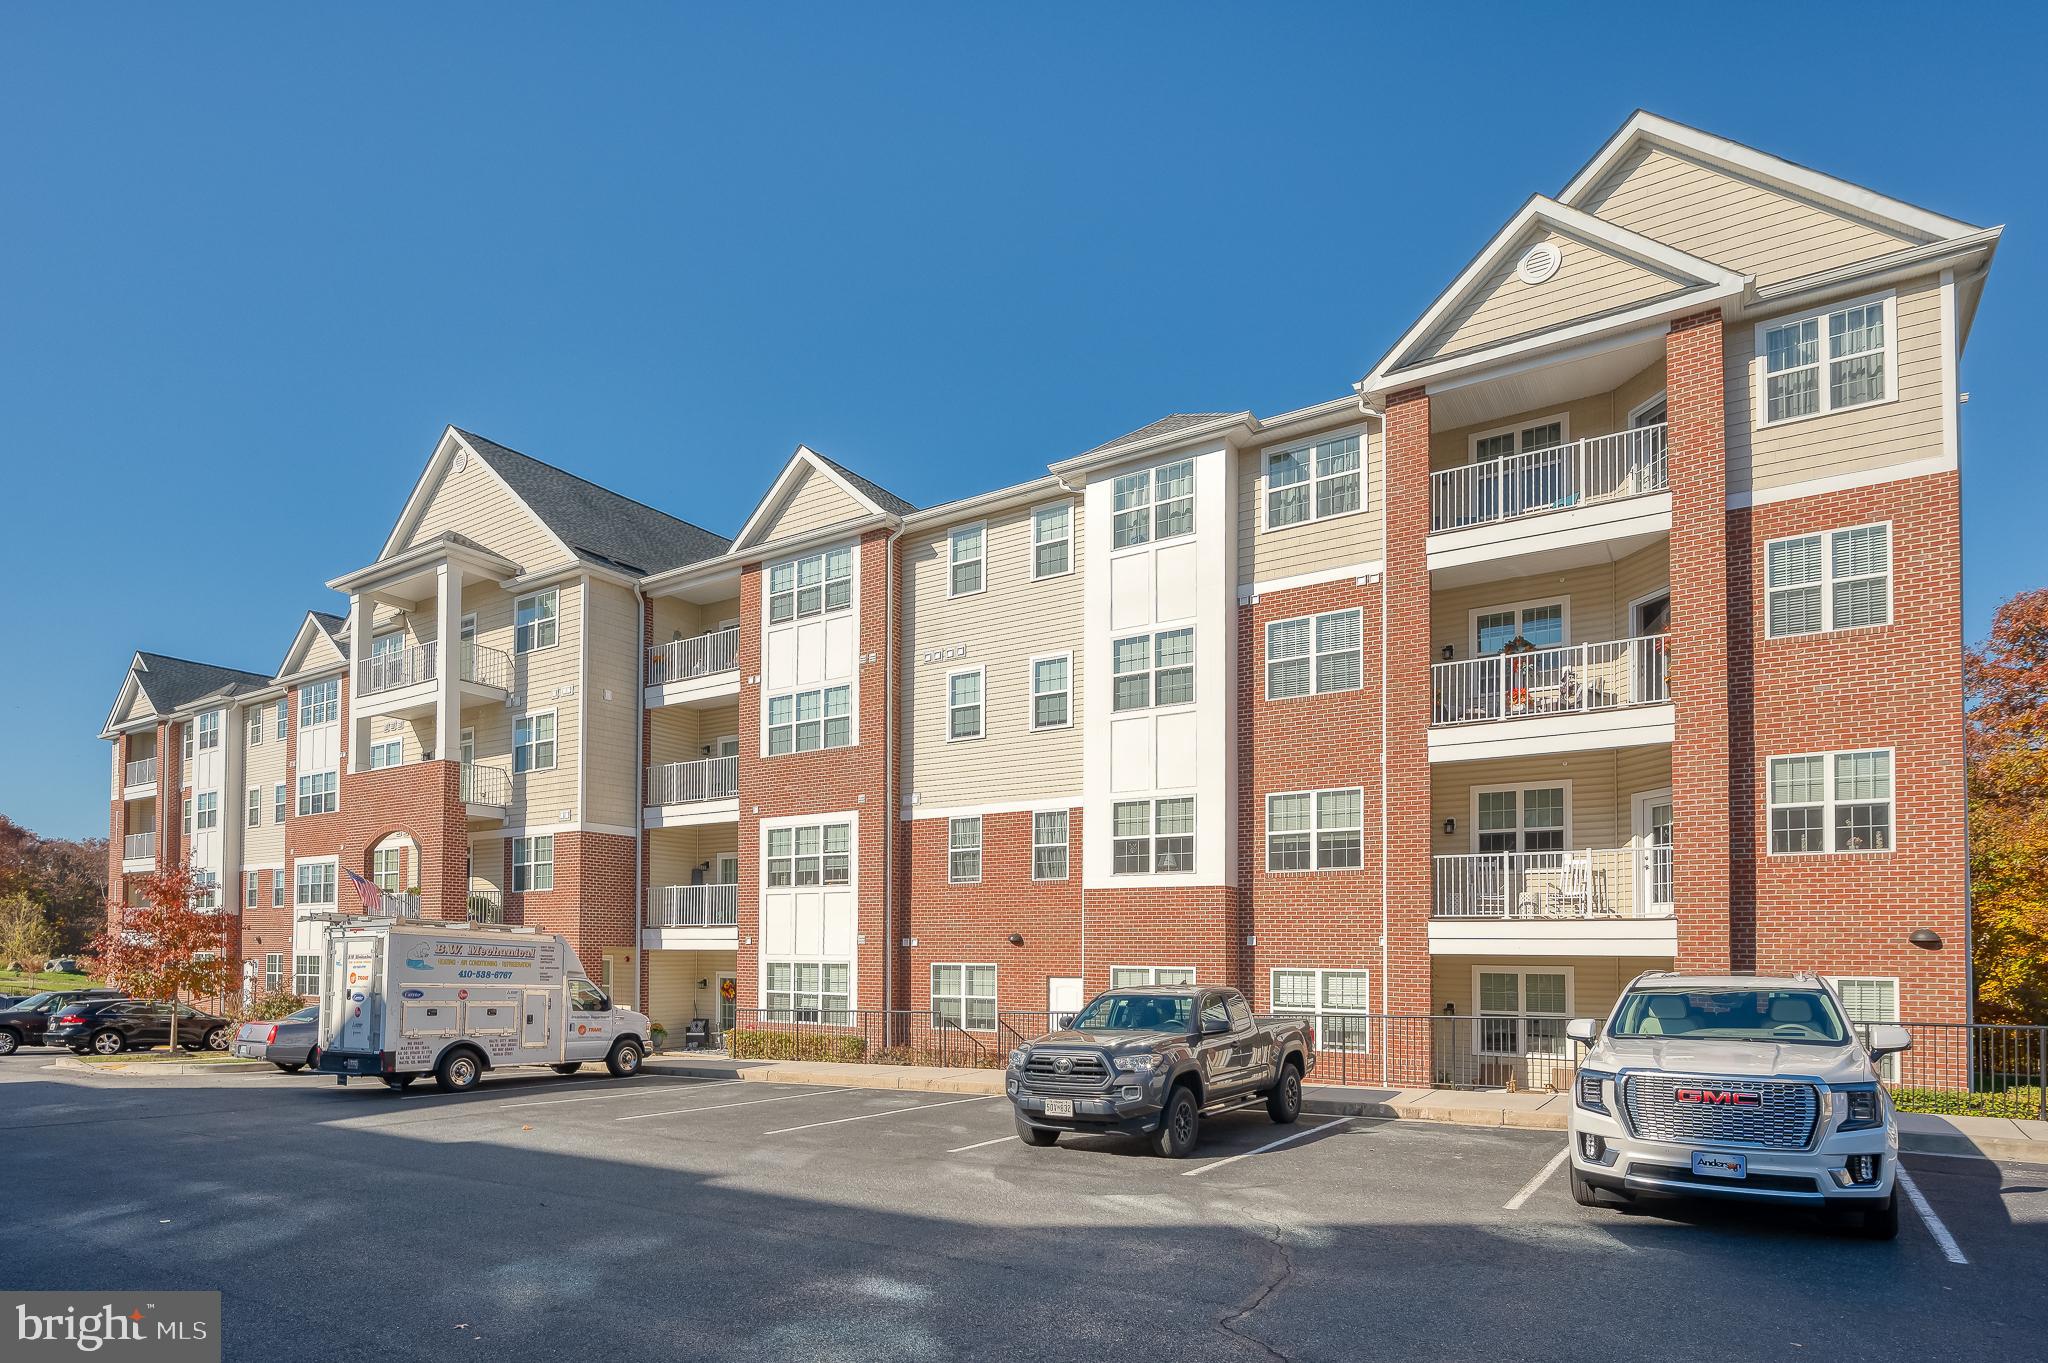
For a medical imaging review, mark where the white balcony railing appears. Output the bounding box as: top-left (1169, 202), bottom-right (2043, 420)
top-left (457, 641), bottom-right (512, 691)
top-left (124, 757), bottom-right (156, 789)
top-left (1433, 847), bottom-right (1674, 921)
top-left (123, 831), bottom-right (156, 861)
top-left (648, 755), bottom-right (739, 805)
top-left (652, 883), bottom-right (740, 928)
top-left (1430, 423), bottom-right (1668, 533)
top-left (365, 641), bottom-right (437, 695)
top-left (461, 763), bottom-right (511, 807)
top-left (648, 627), bottom-right (740, 685)
top-left (467, 890), bottom-right (505, 924)
top-left (1432, 634), bottom-right (1669, 727)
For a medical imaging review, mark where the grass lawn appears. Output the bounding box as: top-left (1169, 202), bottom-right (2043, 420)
top-left (0, 968), bottom-right (97, 995)
top-left (79, 1049), bottom-right (257, 1067)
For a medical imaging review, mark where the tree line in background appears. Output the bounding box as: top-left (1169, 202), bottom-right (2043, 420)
top-left (1967, 586), bottom-right (2048, 1024)
top-left (0, 814), bottom-right (106, 972)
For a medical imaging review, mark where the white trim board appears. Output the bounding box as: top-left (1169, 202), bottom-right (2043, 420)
top-left (1726, 454), bottom-right (1956, 510)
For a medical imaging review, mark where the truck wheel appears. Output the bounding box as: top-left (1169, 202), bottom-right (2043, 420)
top-left (1016, 1117), bottom-right (1058, 1147)
top-left (1854, 1191), bottom-right (1900, 1241)
top-left (435, 1050), bottom-right (483, 1093)
top-left (606, 1039), bottom-right (644, 1078)
top-left (1569, 1162), bottom-right (1603, 1207)
top-left (551, 1062), bottom-right (583, 1075)
top-left (1150, 1084), bottom-right (1201, 1158)
top-left (382, 1075), bottom-right (417, 1091)
top-left (0, 1029), bottom-right (19, 1056)
top-left (1266, 1061), bottom-right (1302, 1125)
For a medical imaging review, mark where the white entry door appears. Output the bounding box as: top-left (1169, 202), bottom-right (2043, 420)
top-left (1048, 977), bottom-right (1084, 1029)
top-left (1632, 789), bottom-right (1674, 916)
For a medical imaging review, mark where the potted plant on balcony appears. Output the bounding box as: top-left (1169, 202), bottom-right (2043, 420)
top-left (1499, 635), bottom-right (1537, 713)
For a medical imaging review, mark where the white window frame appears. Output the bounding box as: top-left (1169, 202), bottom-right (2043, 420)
top-left (1112, 628), bottom-right (1194, 712)
top-left (514, 588), bottom-right (559, 653)
top-left (273, 782), bottom-right (288, 825)
top-left (275, 698), bottom-right (289, 741)
top-left (196, 710), bottom-right (221, 751)
top-left (1264, 788), bottom-right (1366, 873)
top-left (1467, 597), bottom-right (1570, 657)
top-left (763, 959), bottom-right (853, 1023)
top-left (948, 522), bottom-right (986, 598)
top-left (1827, 974), bottom-right (1902, 1080)
top-left (513, 710), bottom-right (557, 773)
top-left (1470, 782), bottom-right (1572, 854)
top-left (246, 786), bottom-right (263, 828)
top-left (299, 678), bottom-right (339, 728)
top-left (1466, 412), bottom-right (1570, 463)
top-left (767, 545), bottom-right (854, 624)
top-left (1473, 965), bottom-right (1575, 1059)
top-left (946, 667), bottom-right (985, 742)
top-left (765, 684), bottom-right (853, 755)
top-left (1269, 967), bottom-right (1372, 1052)
top-left (271, 871), bottom-right (286, 909)
top-left (295, 859), bottom-right (337, 907)
top-left (1032, 809), bottom-right (1069, 881)
top-left (372, 846), bottom-right (403, 893)
top-left (931, 963), bottom-right (998, 1032)
top-left (1110, 458), bottom-right (1195, 550)
top-left (182, 795), bottom-right (192, 835)
top-left (1262, 428), bottom-right (1366, 531)
top-left (1110, 797), bottom-right (1195, 876)
top-left (1108, 965), bottom-right (1196, 988)
top-left (264, 952), bottom-right (284, 991)
top-left (1028, 652), bottom-right (1072, 731)
top-left (246, 707), bottom-right (264, 746)
top-left (194, 791), bottom-right (218, 831)
top-left (512, 835), bottom-right (555, 892)
top-left (366, 739), bottom-right (403, 771)
top-left (192, 871), bottom-right (219, 911)
top-left (1265, 608), bottom-right (1363, 700)
top-left (1767, 747), bottom-right (1895, 855)
top-left (244, 871), bottom-right (260, 910)
top-left (1031, 502), bottom-right (1073, 580)
top-left (1764, 520), bottom-right (1893, 639)
top-left (948, 816), bottom-right (982, 884)
top-left (297, 770), bottom-right (338, 816)
top-left (763, 821), bottom-right (853, 888)
top-left (1754, 290), bottom-right (1898, 428)
top-left (294, 954), bottom-right (320, 997)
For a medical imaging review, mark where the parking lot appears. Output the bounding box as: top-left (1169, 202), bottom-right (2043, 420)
top-left (4, 1059), bottom-right (2045, 1362)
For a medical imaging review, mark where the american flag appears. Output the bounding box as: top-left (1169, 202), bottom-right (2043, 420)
top-left (343, 868), bottom-right (383, 913)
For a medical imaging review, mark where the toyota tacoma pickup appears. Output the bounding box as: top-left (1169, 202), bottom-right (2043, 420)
top-left (1565, 971), bottom-right (1911, 1238)
top-left (1006, 986), bottom-right (1313, 1157)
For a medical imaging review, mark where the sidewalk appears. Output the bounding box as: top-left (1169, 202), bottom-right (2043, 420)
top-left (641, 1054), bottom-right (2048, 1164)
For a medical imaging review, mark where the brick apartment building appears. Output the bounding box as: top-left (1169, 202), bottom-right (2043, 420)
top-left (100, 113), bottom-right (1999, 1083)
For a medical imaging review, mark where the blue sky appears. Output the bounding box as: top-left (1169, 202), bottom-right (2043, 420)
top-left (3, 4), bottom-right (2041, 839)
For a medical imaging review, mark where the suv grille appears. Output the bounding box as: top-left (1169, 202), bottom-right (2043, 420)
top-left (1021, 1050), bottom-right (1110, 1094)
top-left (1622, 1074), bottom-right (1820, 1150)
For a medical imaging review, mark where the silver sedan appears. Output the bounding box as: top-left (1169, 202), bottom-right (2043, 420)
top-left (233, 1005), bottom-right (320, 1072)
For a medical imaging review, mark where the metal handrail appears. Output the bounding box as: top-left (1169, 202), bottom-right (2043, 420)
top-left (124, 757), bottom-right (156, 789)
top-left (1431, 422), bottom-right (1668, 533)
top-left (648, 627), bottom-right (741, 685)
top-left (123, 832), bottom-right (156, 860)
top-left (457, 641), bottom-right (512, 690)
top-left (467, 891), bottom-right (505, 924)
top-left (1432, 847), bottom-right (1674, 920)
top-left (1432, 633), bottom-right (1669, 725)
top-left (651, 883), bottom-right (740, 928)
top-left (647, 755), bottom-right (739, 805)
top-left (364, 641), bottom-right (437, 694)
top-left (461, 763), bottom-right (511, 807)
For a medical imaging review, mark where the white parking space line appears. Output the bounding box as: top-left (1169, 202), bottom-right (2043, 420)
top-left (1897, 1166), bottom-right (1968, 1265)
top-left (1180, 1119), bottom-right (1350, 1178)
top-left (1505, 1146), bottom-right (1572, 1210)
top-left (498, 1079), bottom-right (744, 1110)
top-left (614, 1088), bottom-right (839, 1122)
top-left (946, 1134), bottom-right (1015, 1154)
top-left (762, 1094), bottom-right (996, 1136)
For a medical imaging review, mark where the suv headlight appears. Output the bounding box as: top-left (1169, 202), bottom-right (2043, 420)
top-left (1112, 1054), bottom-right (1159, 1073)
top-left (1008, 1048), bottom-right (1028, 1070)
top-left (1576, 1070), bottom-right (1610, 1114)
top-left (1835, 1082), bottom-right (1884, 1131)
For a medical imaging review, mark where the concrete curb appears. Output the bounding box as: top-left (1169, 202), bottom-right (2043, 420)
top-left (644, 1055), bottom-right (1006, 1095)
top-left (49, 1054), bottom-right (270, 1077)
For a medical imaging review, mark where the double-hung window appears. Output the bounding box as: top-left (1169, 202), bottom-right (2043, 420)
top-left (244, 871), bottom-right (260, 910)
top-left (513, 712), bottom-right (556, 773)
top-left (1769, 749), bottom-right (1893, 853)
top-left (1476, 968), bottom-right (1570, 1058)
top-left (192, 871), bottom-right (219, 911)
top-left (271, 870), bottom-right (286, 909)
top-left (948, 524), bottom-right (985, 597)
top-left (1110, 965), bottom-right (1194, 988)
top-left (1032, 504), bottom-right (1072, 578)
top-left (765, 823), bottom-right (852, 887)
top-left (1766, 522), bottom-right (1891, 638)
top-left (1266, 433), bottom-right (1363, 529)
top-left (514, 589), bottom-right (558, 652)
top-left (1271, 968), bottom-right (1371, 1051)
top-left (194, 792), bottom-right (218, 831)
top-left (1030, 654), bottom-right (1070, 729)
top-left (196, 711), bottom-right (220, 751)
top-left (273, 782), bottom-right (288, 825)
top-left (1111, 459), bottom-right (1194, 549)
top-left (183, 796), bottom-right (192, 835)
top-left (768, 547), bottom-right (853, 623)
top-left (246, 787), bottom-right (263, 828)
top-left (299, 679), bottom-right (338, 728)
top-left (765, 962), bottom-right (850, 1024)
top-left (1111, 797), bottom-right (1194, 875)
top-left (1760, 294), bottom-right (1893, 424)
top-left (297, 771), bottom-right (337, 816)
top-left (1032, 811), bottom-right (1069, 880)
top-left (294, 955), bottom-right (320, 997)
top-left (931, 964), bottom-right (997, 1031)
top-left (1266, 609), bottom-right (1362, 699)
top-left (512, 835), bottom-right (555, 891)
top-left (275, 699), bottom-right (289, 741)
top-left (367, 739), bottom-right (403, 770)
top-left (246, 708), bottom-right (264, 746)
top-left (948, 817), bottom-right (982, 883)
top-left (1112, 628), bottom-right (1193, 711)
top-left (1475, 786), bottom-right (1565, 854)
top-left (1266, 789), bottom-right (1364, 871)
top-left (766, 685), bottom-right (852, 754)
top-left (947, 670), bottom-right (983, 740)
top-left (295, 861), bottom-right (336, 907)
top-left (264, 952), bottom-right (284, 991)
top-left (1829, 975), bottom-right (1902, 1079)
top-left (372, 847), bottom-right (403, 893)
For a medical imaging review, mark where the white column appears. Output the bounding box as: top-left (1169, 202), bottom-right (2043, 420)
top-left (346, 591), bottom-right (370, 773)
top-left (434, 562), bottom-right (463, 764)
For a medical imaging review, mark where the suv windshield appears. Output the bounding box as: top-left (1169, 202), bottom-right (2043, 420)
top-left (1609, 989), bottom-right (1848, 1044)
top-left (1070, 994), bottom-right (1191, 1034)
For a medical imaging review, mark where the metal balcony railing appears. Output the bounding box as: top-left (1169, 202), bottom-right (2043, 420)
top-left (461, 763), bottom-right (511, 807)
top-left (1432, 634), bottom-right (1669, 726)
top-left (123, 832), bottom-right (156, 861)
top-left (1430, 422), bottom-right (1668, 533)
top-left (651, 883), bottom-right (740, 928)
top-left (124, 757), bottom-right (156, 789)
top-left (467, 891), bottom-right (505, 924)
top-left (457, 641), bottom-right (512, 691)
top-left (648, 627), bottom-right (740, 685)
top-left (648, 755), bottom-right (739, 805)
top-left (1433, 847), bottom-right (1674, 921)
top-left (364, 641), bottom-right (437, 694)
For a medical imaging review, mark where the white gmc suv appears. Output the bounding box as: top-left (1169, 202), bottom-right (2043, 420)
top-left (1565, 972), bottom-right (1911, 1239)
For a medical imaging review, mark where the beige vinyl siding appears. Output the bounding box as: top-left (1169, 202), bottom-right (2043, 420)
top-left (461, 576), bottom-right (584, 820)
top-left (1420, 229), bottom-right (1688, 362)
top-left (113, 687), bottom-right (156, 728)
top-left (647, 825), bottom-right (739, 895)
top-left (1430, 540), bottom-right (1669, 660)
top-left (1582, 144), bottom-right (1922, 288)
top-left (1237, 424), bottom-right (1385, 586)
top-left (403, 448), bottom-right (565, 573)
top-left (762, 466), bottom-right (869, 541)
top-left (1431, 956), bottom-right (1672, 1020)
top-left (649, 596), bottom-right (741, 661)
top-left (297, 628), bottom-right (346, 675)
top-left (582, 579), bottom-right (645, 828)
top-left (1727, 273), bottom-right (1945, 498)
top-left (241, 699), bottom-right (287, 864)
top-left (899, 499), bottom-right (1085, 809)
top-left (647, 703), bottom-right (740, 780)
top-left (1428, 357), bottom-right (1664, 472)
top-left (645, 949), bottom-right (736, 1036)
top-left (466, 834), bottom-right (504, 898)
top-left (1431, 747), bottom-right (1671, 858)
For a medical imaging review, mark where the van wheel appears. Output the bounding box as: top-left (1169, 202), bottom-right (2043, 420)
top-left (382, 1075), bottom-right (417, 1091)
top-left (606, 1040), bottom-right (643, 1078)
top-left (1266, 1061), bottom-right (1302, 1125)
top-left (1854, 1191), bottom-right (1900, 1241)
top-left (551, 1062), bottom-right (583, 1075)
top-left (1150, 1084), bottom-right (1201, 1158)
top-left (1569, 1163), bottom-right (1604, 1207)
top-left (435, 1050), bottom-right (483, 1093)
top-left (1016, 1117), bottom-right (1058, 1147)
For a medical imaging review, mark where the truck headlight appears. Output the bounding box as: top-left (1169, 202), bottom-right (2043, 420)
top-left (1008, 1048), bottom-right (1028, 1070)
top-left (1576, 1070), bottom-right (1610, 1114)
top-left (1113, 1054), bottom-right (1159, 1073)
top-left (1835, 1083), bottom-right (1883, 1131)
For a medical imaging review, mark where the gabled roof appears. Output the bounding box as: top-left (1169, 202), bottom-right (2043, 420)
top-left (729, 445), bottom-right (913, 553)
top-left (277, 610), bottom-right (351, 680)
top-left (1078, 413), bottom-right (1239, 460)
top-left (102, 651), bottom-right (273, 736)
top-left (808, 450), bottom-right (915, 518)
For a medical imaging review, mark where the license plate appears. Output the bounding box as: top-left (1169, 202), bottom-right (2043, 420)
top-left (344, 1058), bottom-right (360, 1072)
top-left (1043, 1098), bottom-right (1074, 1118)
top-left (1691, 1151), bottom-right (1747, 1180)
top-left (235, 1045), bottom-right (258, 1058)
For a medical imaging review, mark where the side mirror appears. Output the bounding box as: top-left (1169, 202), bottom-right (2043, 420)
top-left (1201, 1016), bottom-right (1229, 1036)
top-left (1866, 1023), bottom-right (1913, 1058)
top-left (1565, 1018), bottom-right (1599, 1045)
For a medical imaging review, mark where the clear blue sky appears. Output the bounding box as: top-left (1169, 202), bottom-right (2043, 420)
top-left (3, 4), bottom-right (2041, 840)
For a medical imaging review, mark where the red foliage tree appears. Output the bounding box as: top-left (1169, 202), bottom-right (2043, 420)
top-left (86, 862), bottom-right (232, 1050)
top-left (1966, 587), bottom-right (2048, 1022)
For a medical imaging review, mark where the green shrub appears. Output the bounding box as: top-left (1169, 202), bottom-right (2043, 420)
top-left (1890, 1087), bottom-right (2046, 1119)
top-left (728, 1028), bottom-right (867, 1063)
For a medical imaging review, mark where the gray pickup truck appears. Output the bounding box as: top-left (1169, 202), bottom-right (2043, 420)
top-left (1006, 985), bottom-right (1315, 1157)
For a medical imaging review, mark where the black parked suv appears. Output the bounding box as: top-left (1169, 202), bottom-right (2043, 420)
top-left (0, 989), bottom-right (126, 1054)
top-left (45, 999), bottom-right (230, 1056)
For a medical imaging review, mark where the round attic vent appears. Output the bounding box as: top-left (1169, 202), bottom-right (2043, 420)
top-left (452, 448), bottom-right (469, 471)
top-left (1517, 241), bottom-right (1563, 285)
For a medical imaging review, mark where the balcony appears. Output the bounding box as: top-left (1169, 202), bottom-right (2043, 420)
top-left (1430, 847), bottom-right (1678, 956)
top-left (646, 627), bottom-right (742, 709)
top-left (645, 755), bottom-right (740, 828)
top-left (1426, 425), bottom-right (1671, 581)
top-left (461, 762), bottom-right (511, 817)
top-left (1428, 635), bottom-right (1674, 761)
top-left (358, 641), bottom-right (512, 718)
top-left (365, 642), bottom-right (437, 695)
top-left (121, 831), bottom-right (156, 870)
top-left (651, 883), bottom-right (740, 928)
top-left (123, 757), bottom-right (157, 794)
top-left (467, 890), bottom-right (505, 925)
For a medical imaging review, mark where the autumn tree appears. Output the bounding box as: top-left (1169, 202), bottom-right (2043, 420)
top-left (1966, 587), bottom-right (2048, 1023)
top-left (0, 814), bottom-right (109, 952)
top-left (0, 893), bottom-right (61, 980)
top-left (87, 862), bottom-right (231, 1050)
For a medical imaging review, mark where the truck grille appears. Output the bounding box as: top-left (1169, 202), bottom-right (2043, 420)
top-left (1021, 1050), bottom-right (1111, 1094)
top-left (1621, 1074), bottom-right (1820, 1151)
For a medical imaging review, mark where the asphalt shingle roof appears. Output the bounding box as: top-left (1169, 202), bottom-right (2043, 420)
top-left (453, 429), bottom-right (733, 576)
top-left (1077, 413), bottom-right (1238, 460)
top-left (133, 653), bottom-right (274, 712)
top-left (809, 450), bottom-right (917, 517)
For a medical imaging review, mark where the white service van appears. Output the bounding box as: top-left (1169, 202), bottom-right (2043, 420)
top-left (313, 917), bottom-right (651, 1093)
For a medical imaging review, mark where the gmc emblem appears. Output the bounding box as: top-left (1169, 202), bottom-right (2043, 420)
top-left (1675, 1088), bottom-right (1760, 1107)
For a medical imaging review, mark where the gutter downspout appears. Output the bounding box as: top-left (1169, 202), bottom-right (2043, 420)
top-left (633, 584), bottom-right (647, 1014)
top-left (1357, 395), bottom-right (1391, 1089)
top-left (884, 522), bottom-right (905, 1019)
top-left (1055, 476), bottom-right (1086, 986)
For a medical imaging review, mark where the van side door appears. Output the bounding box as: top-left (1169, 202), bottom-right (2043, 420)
top-left (564, 978), bottom-right (615, 1061)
